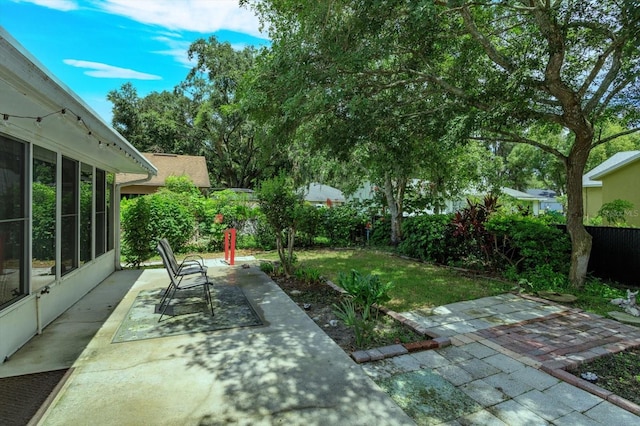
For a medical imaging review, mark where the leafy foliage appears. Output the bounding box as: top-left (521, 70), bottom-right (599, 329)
top-left (333, 298), bottom-right (374, 348)
top-left (398, 214), bottom-right (455, 263)
top-left (242, 0), bottom-right (640, 287)
top-left (450, 195), bottom-right (501, 267)
top-left (598, 199), bottom-right (635, 226)
top-left (337, 269), bottom-right (394, 312)
top-left (486, 214), bottom-right (571, 275)
top-left (121, 191), bottom-right (194, 267)
top-left (257, 174), bottom-right (302, 275)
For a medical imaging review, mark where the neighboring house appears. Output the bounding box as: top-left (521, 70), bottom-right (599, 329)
top-left (301, 183), bottom-right (345, 206)
top-left (349, 180), bottom-right (547, 215)
top-left (583, 151), bottom-right (640, 226)
top-left (117, 153), bottom-right (211, 197)
top-left (445, 187), bottom-right (547, 215)
top-left (0, 29), bottom-right (156, 361)
top-left (526, 189), bottom-right (564, 213)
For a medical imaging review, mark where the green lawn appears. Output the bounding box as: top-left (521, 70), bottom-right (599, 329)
top-left (148, 246), bottom-right (621, 317)
top-left (257, 249), bottom-right (514, 312)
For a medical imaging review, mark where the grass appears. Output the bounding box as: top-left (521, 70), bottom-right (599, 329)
top-left (257, 248), bottom-right (514, 312)
top-left (257, 248), bottom-right (630, 317)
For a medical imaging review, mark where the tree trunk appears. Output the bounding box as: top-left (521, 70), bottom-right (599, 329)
top-left (286, 226), bottom-right (296, 276)
top-left (383, 174), bottom-right (405, 245)
top-left (565, 135), bottom-right (593, 289)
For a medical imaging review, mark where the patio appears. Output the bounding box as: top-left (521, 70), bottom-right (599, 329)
top-left (1, 260), bottom-right (412, 425)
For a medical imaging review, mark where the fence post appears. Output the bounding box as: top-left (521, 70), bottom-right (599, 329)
top-left (224, 228), bottom-right (236, 266)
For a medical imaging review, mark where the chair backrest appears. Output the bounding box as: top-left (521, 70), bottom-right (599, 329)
top-left (156, 242), bottom-right (180, 287)
top-left (159, 238), bottom-right (180, 275)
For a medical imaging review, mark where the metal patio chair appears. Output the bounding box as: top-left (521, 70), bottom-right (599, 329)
top-left (158, 238), bottom-right (208, 280)
top-left (156, 241), bottom-right (214, 322)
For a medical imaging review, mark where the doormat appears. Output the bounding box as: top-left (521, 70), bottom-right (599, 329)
top-left (112, 285), bottom-right (263, 343)
top-left (0, 369), bottom-right (68, 425)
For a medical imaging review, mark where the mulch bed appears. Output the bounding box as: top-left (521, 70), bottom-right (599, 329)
top-left (0, 369), bottom-right (68, 426)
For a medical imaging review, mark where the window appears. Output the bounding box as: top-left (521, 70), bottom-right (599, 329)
top-left (0, 135), bottom-right (27, 307)
top-left (95, 169), bottom-right (106, 257)
top-left (61, 157), bottom-right (78, 275)
top-left (107, 172), bottom-right (114, 251)
top-left (80, 163), bottom-right (93, 264)
top-left (32, 146), bottom-right (56, 290)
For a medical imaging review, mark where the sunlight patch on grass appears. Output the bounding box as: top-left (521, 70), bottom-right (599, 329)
top-left (258, 249), bottom-right (513, 312)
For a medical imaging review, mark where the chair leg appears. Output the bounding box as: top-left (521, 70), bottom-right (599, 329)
top-left (203, 282), bottom-right (214, 316)
top-left (158, 285), bottom-right (178, 322)
top-left (158, 282), bottom-right (173, 310)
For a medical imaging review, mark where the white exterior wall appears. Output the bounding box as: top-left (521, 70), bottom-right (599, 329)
top-left (1, 251), bottom-right (115, 361)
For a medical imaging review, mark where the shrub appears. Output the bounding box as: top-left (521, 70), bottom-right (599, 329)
top-left (321, 205), bottom-right (368, 247)
top-left (254, 214), bottom-right (277, 250)
top-left (598, 199), bottom-right (635, 226)
top-left (32, 182), bottom-right (56, 260)
top-left (257, 174), bottom-right (302, 275)
top-left (121, 191), bottom-right (194, 267)
top-left (450, 195), bottom-right (500, 266)
top-left (294, 266), bottom-right (322, 284)
top-left (486, 213), bottom-right (571, 274)
top-left (398, 214), bottom-right (454, 263)
top-left (337, 269), bottom-right (394, 312)
top-left (296, 204), bottom-right (324, 247)
top-left (369, 216), bottom-right (392, 246)
top-left (512, 263), bottom-right (570, 293)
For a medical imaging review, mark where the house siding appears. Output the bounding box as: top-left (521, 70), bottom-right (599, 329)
top-left (583, 186), bottom-right (602, 221)
top-left (600, 162), bottom-right (640, 227)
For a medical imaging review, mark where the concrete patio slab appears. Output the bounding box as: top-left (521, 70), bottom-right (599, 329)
top-left (33, 265), bottom-right (414, 425)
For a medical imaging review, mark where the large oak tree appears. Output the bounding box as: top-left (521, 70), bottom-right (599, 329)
top-left (244, 0), bottom-right (640, 287)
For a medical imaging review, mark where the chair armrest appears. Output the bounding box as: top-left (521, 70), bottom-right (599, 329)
top-left (178, 255), bottom-right (205, 269)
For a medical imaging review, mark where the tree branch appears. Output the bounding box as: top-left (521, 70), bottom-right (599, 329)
top-left (470, 130), bottom-right (566, 159)
top-left (459, 5), bottom-right (515, 73)
top-left (591, 126), bottom-right (640, 149)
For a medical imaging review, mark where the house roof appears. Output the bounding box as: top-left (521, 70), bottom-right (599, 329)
top-left (589, 151), bottom-right (640, 180)
top-left (526, 189), bottom-right (557, 199)
top-left (0, 28), bottom-right (155, 175)
top-left (301, 183), bottom-right (345, 203)
top-left (501, 187), bottom-right (547, 201)
top-left (583, 151), bottom-right (640, 187)
top-left (116, 153), bottom-right (211, 188)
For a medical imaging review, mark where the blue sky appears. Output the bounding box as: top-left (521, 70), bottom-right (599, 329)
top-left (1, 0), bottom-right (270, 122)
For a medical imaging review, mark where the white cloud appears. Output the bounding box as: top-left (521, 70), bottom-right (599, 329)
top-left (98, 0), bottom-right (265, 38)
top-left (63, 59), bottom-right (162, 80)
top-left (152, 36), bottom-right (195, 68)
top-left (11, 0), bottom-right (79, 11)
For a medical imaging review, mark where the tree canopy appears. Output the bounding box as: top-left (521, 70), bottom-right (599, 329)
top-left (109, 37), bottom-right (286, 189)
top-left (242, 0), bottom-right (640, 286)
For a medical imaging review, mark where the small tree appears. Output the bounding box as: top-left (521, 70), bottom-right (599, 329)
top-left (257, 174), bottom-right (302, 276)
top-left (598, 199), bottom-right (635, 227)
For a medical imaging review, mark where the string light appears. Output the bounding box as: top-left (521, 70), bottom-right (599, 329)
top-left (0, 107), bottom-right (153, 173)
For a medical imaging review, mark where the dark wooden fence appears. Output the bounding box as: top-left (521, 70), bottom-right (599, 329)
top-left (559, 225), bottom-right (640, 286)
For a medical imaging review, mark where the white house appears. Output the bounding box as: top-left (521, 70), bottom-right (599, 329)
top-left (301, 183), bottom-right (346, 206)
top-left (0, 28), bottom-right (156, 361)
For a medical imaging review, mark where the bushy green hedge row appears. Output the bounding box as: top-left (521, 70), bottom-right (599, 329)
top-left (397, 212), bottom-right (571, 287)
top-left (120, 176), bottom-right (370, 266)
top-left (121, 190), bottom-right (194, 267)
top-left (297, 205), bottom-right (368, 248)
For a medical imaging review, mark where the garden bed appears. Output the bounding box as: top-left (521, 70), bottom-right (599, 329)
top-left (269, 273), bottom-right (427, 354)
top-left (569, 347), bottom-right (640, 406)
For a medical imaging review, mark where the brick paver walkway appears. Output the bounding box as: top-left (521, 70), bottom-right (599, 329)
top-left (362, 293), bottom-right (640, 424)
top-left (474, 308), bottom-right (640, 369)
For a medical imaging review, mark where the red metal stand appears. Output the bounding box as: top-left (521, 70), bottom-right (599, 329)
top-left (224, 228), bottom-right (236, 266)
